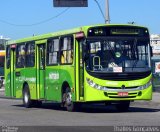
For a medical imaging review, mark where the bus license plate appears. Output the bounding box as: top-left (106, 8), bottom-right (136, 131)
top-left (118, 92), bottom-right (128, 96)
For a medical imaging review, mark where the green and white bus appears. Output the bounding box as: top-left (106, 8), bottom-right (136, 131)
top-left (5, 24), bottom-right (153, 111)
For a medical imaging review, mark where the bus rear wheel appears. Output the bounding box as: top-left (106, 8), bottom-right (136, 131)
top-left (115, 101), bottom-right (130, 112)
top-left (23, 85), bottom-right (33, 108)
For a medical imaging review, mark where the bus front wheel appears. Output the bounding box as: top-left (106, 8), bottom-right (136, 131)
top-left (23, 85), bottom-right (33, 108)
top-left (63, 87), bottom-right (76, 112)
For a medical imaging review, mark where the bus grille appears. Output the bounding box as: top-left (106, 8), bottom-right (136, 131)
top-left (104, 92), bottom-right (140, 99)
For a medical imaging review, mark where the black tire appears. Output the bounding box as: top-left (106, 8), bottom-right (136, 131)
top-left (22, 85), bottom-right (33, 108)
top-left (116, 101), bottom-right (130, 112)
top-left (63, 87), bottom-right (77, 112)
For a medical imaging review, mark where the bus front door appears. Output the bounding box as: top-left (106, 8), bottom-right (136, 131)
top-left (37, 43), bottom-right (46, 99)
top-left (76, 40), bottom-right (84, 101)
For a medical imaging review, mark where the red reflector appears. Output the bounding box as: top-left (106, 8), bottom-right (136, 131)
top-left (11, 44), bottom-right (16, 49)
top-left (75, 32), bottom-right (85, 39)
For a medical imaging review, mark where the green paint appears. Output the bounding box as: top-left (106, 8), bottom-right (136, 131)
top-left (5, 24), bottom-right (152, 104)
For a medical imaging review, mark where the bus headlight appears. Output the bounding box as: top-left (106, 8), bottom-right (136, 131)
top-left (86, 78), bottom-right (152, 91)
top-left (86, 78), bottom-right (106, 90)
top-left (139, 80), bottom-right (152, 90)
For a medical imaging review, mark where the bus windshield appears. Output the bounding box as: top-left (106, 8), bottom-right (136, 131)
top-left (85, 38), bottom-right (151, 73)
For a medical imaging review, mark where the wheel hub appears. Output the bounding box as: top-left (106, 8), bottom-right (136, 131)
top-left (24, 92), bottom-right (29, 103)
top-left (66, 92), bottom-right (72, 106)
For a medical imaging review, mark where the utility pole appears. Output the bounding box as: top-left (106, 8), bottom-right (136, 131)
top-left (105, 0), bottom-right (110, 24)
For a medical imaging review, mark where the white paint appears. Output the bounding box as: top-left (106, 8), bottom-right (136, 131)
top-left (49, 72), bottom-right (59, 80)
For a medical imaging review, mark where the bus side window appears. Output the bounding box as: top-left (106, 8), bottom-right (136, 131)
top-left (26, 42), bottom-right (35, 67)
top-left (60, 51), bottom-right (65, 64)
top-left (47, 38), bottom-right (59, 65)
top-left (6, 46), bottom-right (11, 69)
top-left (16, 44), bottom-right (25, 68)
top-left (60, 36), bottom-right (73, 64)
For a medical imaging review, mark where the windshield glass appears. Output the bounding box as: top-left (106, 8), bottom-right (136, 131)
top-left (85, 38), bottom-right (150, 73)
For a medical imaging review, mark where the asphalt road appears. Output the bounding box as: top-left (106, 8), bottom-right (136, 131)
top-left (0, 96), bottom-right (160, 126)
top-left (0, 91), bottom-right (160, 132)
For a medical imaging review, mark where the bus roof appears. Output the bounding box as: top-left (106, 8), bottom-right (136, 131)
top-left (7, 24), bottom-right (148, 45)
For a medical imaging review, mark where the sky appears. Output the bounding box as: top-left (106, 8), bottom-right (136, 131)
top-left (0, 0), bottom-right (160, 40)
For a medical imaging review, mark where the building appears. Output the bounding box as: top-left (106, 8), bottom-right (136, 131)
top-left (150, 34), bottom-right (160, 88)
top-left (150, 34), bottom-right (160, 71)
top-left (0, 35), bottom-right (10, 50)
top-left (150, 34), bottom-right (160, 73)
top-left (150, 34), bottom-right (160, 55)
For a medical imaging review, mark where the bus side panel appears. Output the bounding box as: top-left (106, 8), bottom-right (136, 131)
top-left (5, 69), bottom-right (11, 97)
top-left (14, 69), bottom-right (37, 99)
top-left (59, 66), bottom-right (75, 101)
top-left (45, 66), bottom-right (75, 102)
top-left (15, 68), bottom-right (23, 98)
top-left (45, 66), bottom-right (59, 101)
top-left (22, 68), bottom-right (37, 100)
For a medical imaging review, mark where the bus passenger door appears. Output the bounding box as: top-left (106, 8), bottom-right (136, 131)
top-left (76, 39), bottom-right (84, 101)
top-left (36, 42), bottom-right (46, 99)
top-left (5, 45), bottom-right (16, 97)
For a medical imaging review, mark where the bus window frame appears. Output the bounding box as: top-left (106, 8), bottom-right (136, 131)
top-left (25, 41), bottom-right (35, 68)
top-left (60, 35), bottom-right (74, 65)
top-left (46, 37), bottom-right (60, 66)
top-left (16, 43), bottom-right (26, 69)
top-left (6, 45), bottom-right (11, 69)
